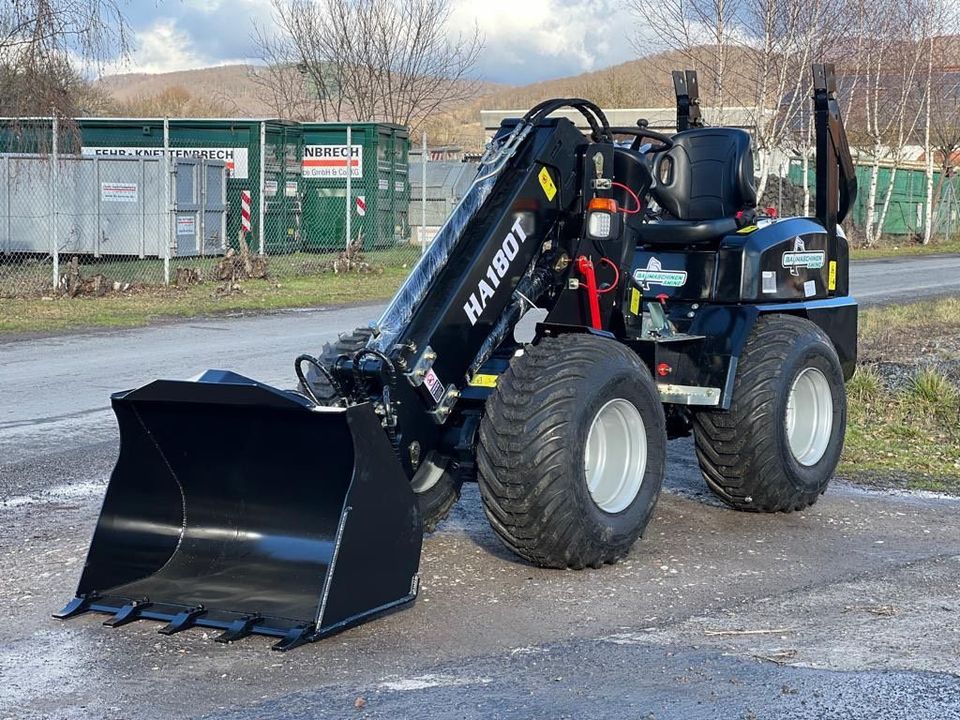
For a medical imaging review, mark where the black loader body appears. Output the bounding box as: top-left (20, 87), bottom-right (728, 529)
top-left (59, 65), bottom-right (858, 648)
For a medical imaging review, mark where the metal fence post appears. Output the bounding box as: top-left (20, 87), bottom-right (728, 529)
top-left (163, 117), bottom-right (171, 285)
top-left (345, 125), bottom-right (352, 248)
top-left (51, 114), bottom-right (59, 289)
top-left (259, 121), bottom-right (266, 256)
top-left (421, 131), bottom-right (427, 253)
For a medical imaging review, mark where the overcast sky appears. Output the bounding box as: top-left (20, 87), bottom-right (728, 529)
top-left (116, 0), bottom-right (638, 84)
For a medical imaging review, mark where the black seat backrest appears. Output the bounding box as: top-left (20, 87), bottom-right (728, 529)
top-left (651, 128), bottom-right (757, 221)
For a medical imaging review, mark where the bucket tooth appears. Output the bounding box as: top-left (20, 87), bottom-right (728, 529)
top-left (158, 606), bottom-right (206, 635)
top-left (53, 595), bottom-right (95, 620)
top-left (215, 614), bottom-right (263, 644)
top-left (103, 600), bottom-right (151, 628)
top-left (271, 625), bottom-right (315, 652)
top-left (58, 370), bottom-right (423, 649)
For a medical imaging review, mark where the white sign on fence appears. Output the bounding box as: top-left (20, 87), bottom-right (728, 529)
top-left (176, 215), bottom-right (196, 236)
top-left (302, 144), bottom-right (363, 179)
top-left (100, 182), bottom-right (138, 202)
top-left (356, 195), bottom-right (366, 216)
top-left (81, 146), bottom-right (250, 179)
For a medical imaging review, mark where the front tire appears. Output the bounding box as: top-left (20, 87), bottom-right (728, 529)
top-left (477, 333), bottom-right (667, 569)
top-left (692, 314), bottom-right (846, 512)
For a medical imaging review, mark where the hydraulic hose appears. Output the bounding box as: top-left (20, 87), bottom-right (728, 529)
top-left (295, 354), bottom-right (346, 405)
top-left (523, 98), bottom-right (612, 142)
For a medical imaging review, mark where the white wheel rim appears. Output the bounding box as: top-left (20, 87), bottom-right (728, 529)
top-left (584, 398), bottom-right (647, 514)
top-left (785, 367), bottom-right (834, 466)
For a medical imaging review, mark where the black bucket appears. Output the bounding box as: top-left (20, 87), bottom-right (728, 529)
top-left (55, 370), bottom-right (422, 650)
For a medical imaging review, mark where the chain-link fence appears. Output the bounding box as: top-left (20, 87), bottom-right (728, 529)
top-left (9, 118), bottom-right (955, 301)
top-left (0, 118), bottom-right (435, 299)
top-left (786, 156), bottom-right (960, 242)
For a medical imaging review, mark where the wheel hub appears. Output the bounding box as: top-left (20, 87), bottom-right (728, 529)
top-left (584, 398), bottom-right (647, 513)
top-left (785, 367), bottom-right (834, 466)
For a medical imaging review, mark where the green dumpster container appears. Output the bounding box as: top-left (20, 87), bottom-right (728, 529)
top-left (300, 123), bottom-right (410, 252)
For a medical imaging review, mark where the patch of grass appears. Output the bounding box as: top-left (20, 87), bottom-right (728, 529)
top-left (0, 269), bottom-right (408, 335)
top-left (0, 245), bottom-right (423, 335)
top-left (849, 237), bottom-right (960, 260)
top-left (846, 365), bottom-right (882, 403)
top-left (858, 296), bottom-right (960, 362)
top-left (841, 367), bottom-right (960, 493)
top-left (907, 368), bottom-right (958, 404)
top-left (0, 246), bottom-right (419, 297)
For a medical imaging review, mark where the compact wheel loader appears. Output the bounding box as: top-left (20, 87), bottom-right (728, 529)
top-left (58, 64), bottom-right (858, 650)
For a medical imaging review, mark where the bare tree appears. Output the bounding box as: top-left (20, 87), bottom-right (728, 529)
top-left (261, 0), bottom-right (482, 129)
top-left (845, 0), bottom-right (930, 245)
top-left (916, 9), bottom-right (960, 243)
top-left (628, 0), bottom-right (744, 122)
top-left (732, 0), bottom-right (847, 202)
top-left (248, 23), bottom-right (325, 121)
top-left (0, 0), bottom-right (129, 119)
top-left (111, 85), bottom-right (232, 118)
top-left (927, 66), bottom-right (960, 227)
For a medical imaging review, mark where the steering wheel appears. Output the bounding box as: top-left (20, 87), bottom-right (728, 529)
top-left (608, 126), bottom-right (674, 154)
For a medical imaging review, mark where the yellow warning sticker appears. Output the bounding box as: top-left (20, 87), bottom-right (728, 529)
top-left (469, 373), bottom-right (499, 388)
top-left (828, 260), bottom-right (837, 290)
top-left (630, 288), bottom-right (641, 315)
top-left (538, 167), bottom-right (557, 201)
top-left (736, 224), bottom-right (758, 234)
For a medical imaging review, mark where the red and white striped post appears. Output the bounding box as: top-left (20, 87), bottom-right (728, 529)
top-left (240, 189), bottom-right (252, 239)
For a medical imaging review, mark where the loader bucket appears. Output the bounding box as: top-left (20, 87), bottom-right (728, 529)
top-left (55, 370), bottom-right (422, 651)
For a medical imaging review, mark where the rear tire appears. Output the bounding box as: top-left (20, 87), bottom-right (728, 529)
top-left (301, 326), bottom-right (462, 532)
top-left (477, 333), bottom-right (667, 569)
top-left (692, 314), bottom-right (846, 512)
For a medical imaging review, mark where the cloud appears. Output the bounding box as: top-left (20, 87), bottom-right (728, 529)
top-left (112, 0), bottom-right (639, 84)
top-left (109, 1), bottom-right (273, 75)
top-left (121, 19), bottom-right (211, 74)
top-left (452, 0), bottom-right (637, 83)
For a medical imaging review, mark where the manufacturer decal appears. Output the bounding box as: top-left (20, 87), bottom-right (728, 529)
top-left (633, 257), bottom-right (688, 291)
top-left (463, 217), bottom-right (530, 326)
top-left (424, 368), bottom-right (445, 403)
top-left (538, 166), bottom-right (557, 201)
top-left (468, 373), bottom-right (499, 388)
top-left (782, 237), bottom-right (825, 275)
top-left (828, 260), bottom-right (837, 290)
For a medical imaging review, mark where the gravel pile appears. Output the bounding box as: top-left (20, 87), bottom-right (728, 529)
top-left (866, 359), bottom-right (960, 393)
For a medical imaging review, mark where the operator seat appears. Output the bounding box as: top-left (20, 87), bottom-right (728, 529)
top-left (640, 128), bottom-right (757, 245)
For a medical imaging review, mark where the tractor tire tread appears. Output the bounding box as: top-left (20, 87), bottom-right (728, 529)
top-left (692, 314), bottom-right (843, 513)
top-left (477, 334), bottom-right (663, 569)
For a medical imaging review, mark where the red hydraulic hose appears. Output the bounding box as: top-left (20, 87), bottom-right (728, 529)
top-left (596, 257), bottom-right (620, 294)
top-left (611, 181), bottom-right (643, 215)
top-left (576, 255), bottom-right (602, 330)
